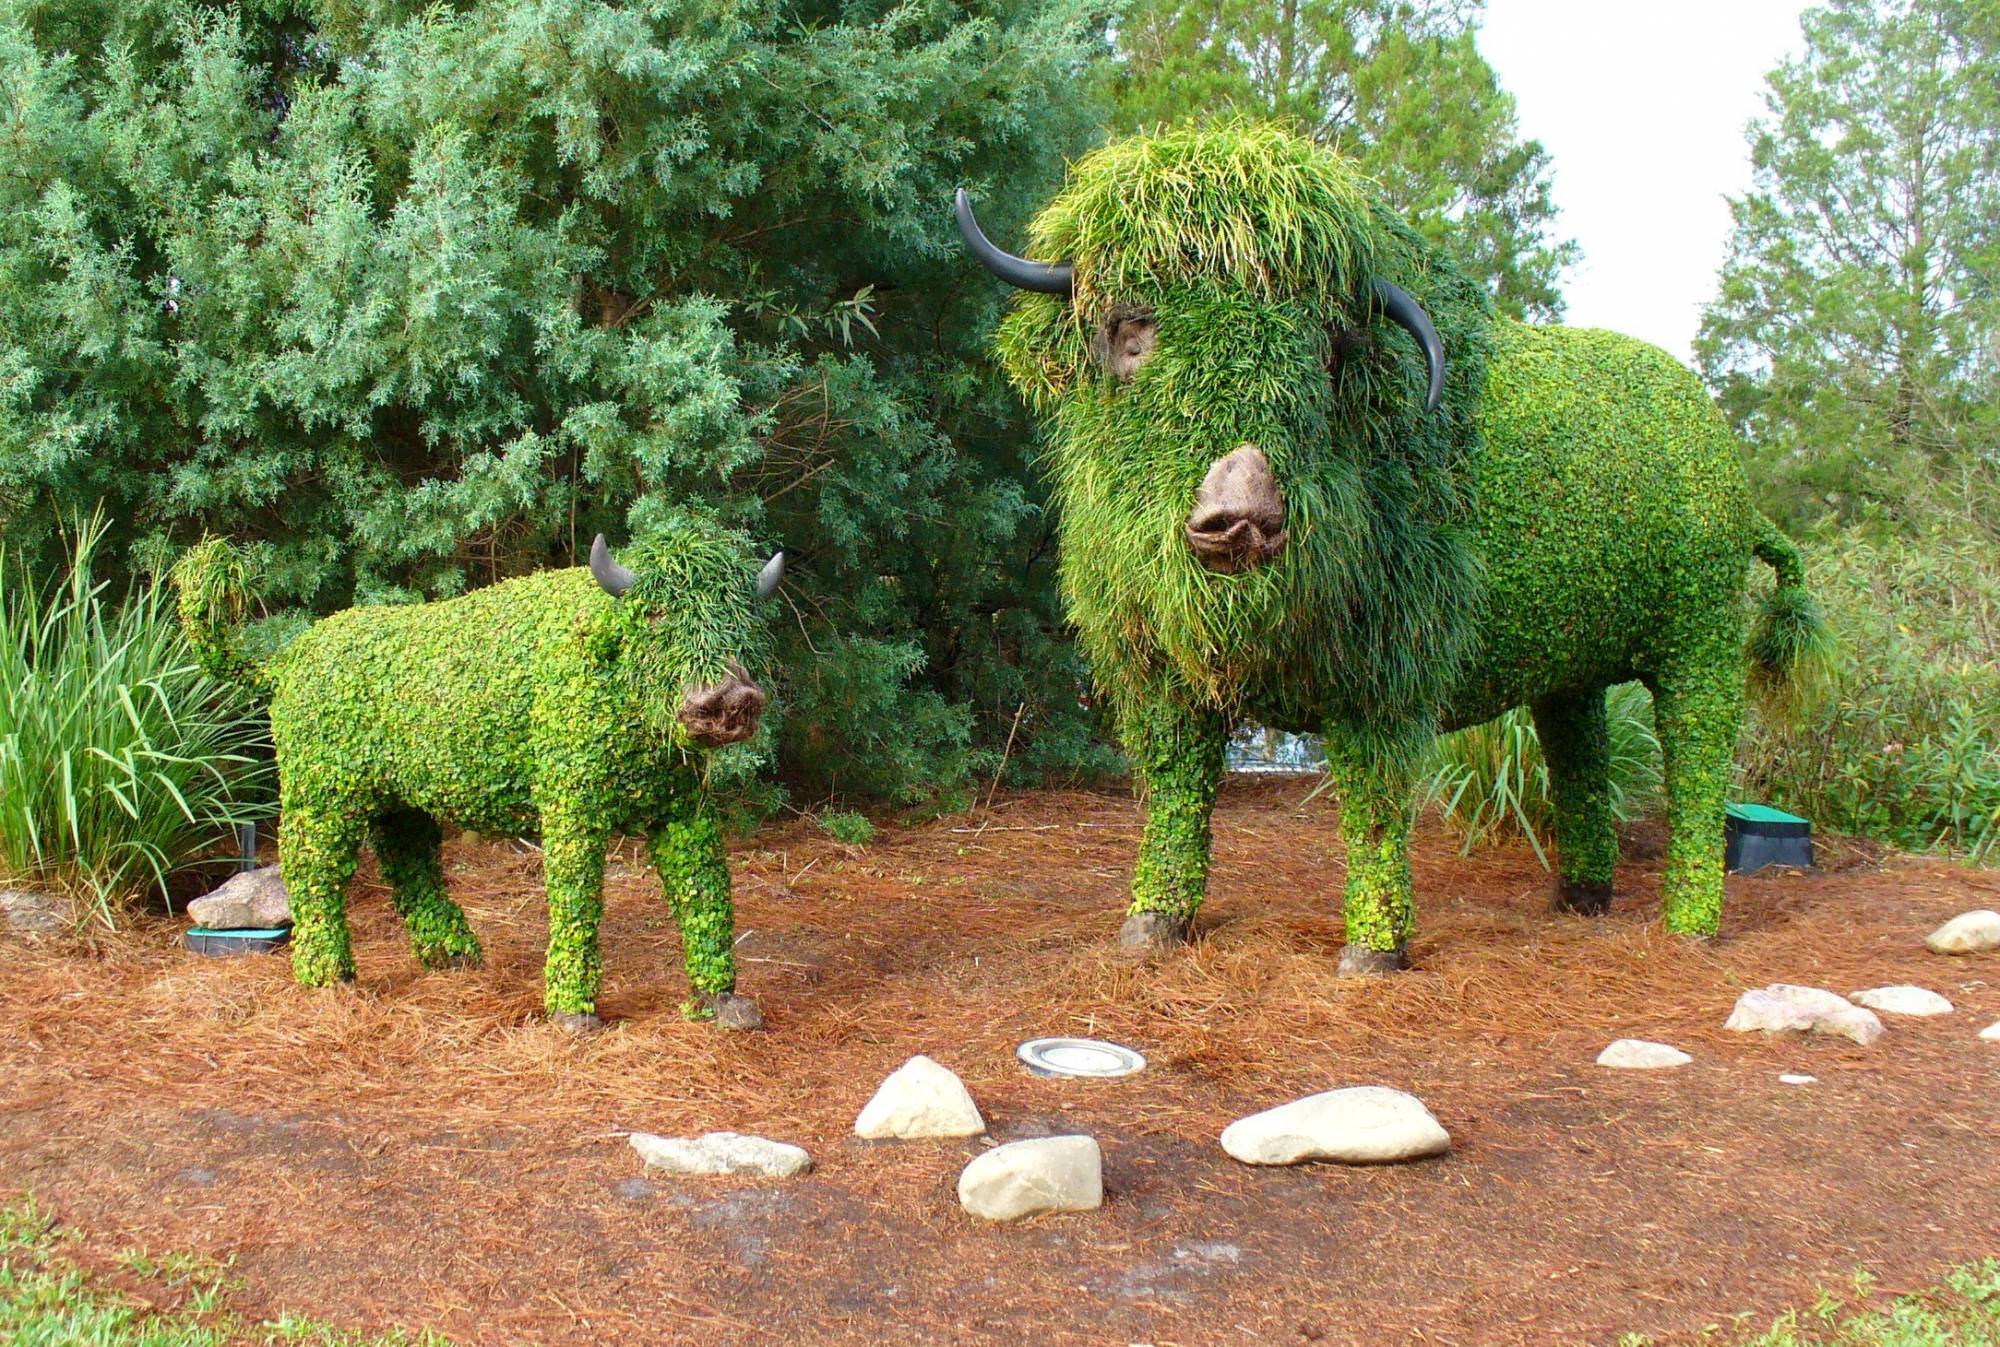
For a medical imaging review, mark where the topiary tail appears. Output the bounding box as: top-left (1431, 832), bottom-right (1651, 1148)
top-left (169, 539), bottom-right (272, 698)
top-left (1747, 513), bottom-right (1831, 698)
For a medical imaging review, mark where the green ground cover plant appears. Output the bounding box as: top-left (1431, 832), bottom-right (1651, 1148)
top-left (1622, 1263), bottom-right (2000, 1347)
top-left (0, 1196), bottom-right (452, 1346)
top-left (0, 521), bottom-right (272, 926)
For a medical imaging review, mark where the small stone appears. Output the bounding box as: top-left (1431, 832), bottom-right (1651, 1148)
top-left (1596, 1039), bottom-right (1692, 1070)
top-left (1850, 985), bottom-right (1953, 1017)
top-left (187, 866), bottom-right (290, 929)
top-left (1724, 984), bottom-right (1884, 1046)
top-left (0, 888), bottom-right (65, 935)
top-left (1220, 1087), bottom-right (1450, 1166)
top-left (1779, 1073), bottom-right (1817, 1085)
top-left (957, 1135), bottom-right (1102, 1221)
top-left (1924, 910), bottom-right (2000, 955)
top-left (1979, 1022), bottom-right (2000, 1043)
top-left (855, 1055), bottom-right (985, 1139)
top-left (629, 1131), bottom-right (811, 1179)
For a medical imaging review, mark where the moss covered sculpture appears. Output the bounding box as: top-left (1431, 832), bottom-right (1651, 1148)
top-left (173, 522), bottom-right (783, 1029)
top-left (958, 123), bottom-right (1826, 968)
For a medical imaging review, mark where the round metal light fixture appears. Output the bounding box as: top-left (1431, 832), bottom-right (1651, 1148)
top-left (1016, 1037), bottom-right (1147, 1079)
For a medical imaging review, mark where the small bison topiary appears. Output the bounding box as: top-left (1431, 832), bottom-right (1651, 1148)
top-left (959, 122), bottom-right (1829, 968)
top-left (173, 520), bottom-right (782, 1030)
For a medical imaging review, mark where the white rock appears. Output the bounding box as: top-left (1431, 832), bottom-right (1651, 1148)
top-left (1779, 1073), bottom-right (1817, 1085)
top-left (629, 1131), bottom-right (811, 1179)
top-left (957, 1136), bottom-right (1102, 1221)
top-left (1980, 1022), bottom-right (2000, 1043)
top-left (1596, 1039), bottom-right (1692, 1070)
top-left (1220, 1087), bottom-right (1450, 1166)
top-left (1724, 984), bottom-right (1884, 1046)
top-left (855, 1055), bottom-right (985, 1139)
top-left (1850, 985), bottom-right (1953, 1017)
top-left (1924, 910), bottom-right (2000, 955)
top-left (188, 866), bottom-right (290, 929)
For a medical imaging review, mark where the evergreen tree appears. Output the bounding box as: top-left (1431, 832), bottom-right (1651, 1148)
top-left (1108, 0), bottom-right (1576, 318)
top-left (1697, 0), bottom-right (2000, 534)
top-left (0, 0), bottom-right (1121, 805)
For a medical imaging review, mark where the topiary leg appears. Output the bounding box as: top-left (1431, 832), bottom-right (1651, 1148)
top-left (539, 812), bottom-right (609, 1025)
top-left (371, 808), bottom-right (481, 970)
top-left (280, 800), bottom-right (366, 988)
top-left (649, 805), bottom-right (760, 1029)
top-left (1651, 659), bottom-right (1742, 937)
top-left (1120, 700), bottom-right (1227, 951)
top-left (1533, 687), bottom-right (1619, 915)
top-left (1323, 729), bottom-right (1415, 973)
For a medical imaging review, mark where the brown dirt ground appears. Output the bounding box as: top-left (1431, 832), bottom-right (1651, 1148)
top-left (2, 778), bottom-right (1997, 1346)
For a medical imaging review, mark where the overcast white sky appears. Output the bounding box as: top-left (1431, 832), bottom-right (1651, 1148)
top-left (1478, 0), bottom-right (1813, 364)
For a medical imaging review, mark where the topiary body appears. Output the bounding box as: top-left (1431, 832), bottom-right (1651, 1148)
top-left (986, 124), bottom-right (1825, 961)
top-left (172, 522), bottom-right (776, 1028)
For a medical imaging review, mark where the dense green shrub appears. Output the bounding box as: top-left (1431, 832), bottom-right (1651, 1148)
top-left (0, 0), bottom-right (1116, 809)
top-left (0, 522), bottom-right (273, 925)
top-left (1740, 522), bottom-right (2000, 863)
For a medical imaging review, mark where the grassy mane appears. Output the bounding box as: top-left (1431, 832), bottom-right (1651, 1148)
top-left (995, 123), bottom-right (1496, 743)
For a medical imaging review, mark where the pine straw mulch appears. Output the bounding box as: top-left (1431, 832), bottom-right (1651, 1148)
top-left (0, 777), bottom-right (1996, 1346)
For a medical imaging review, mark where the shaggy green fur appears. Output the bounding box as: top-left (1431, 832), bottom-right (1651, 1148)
top-left (172, 519), bottom-right (772, 1018)
top-left (991, 124), bottom-right (1825, 952)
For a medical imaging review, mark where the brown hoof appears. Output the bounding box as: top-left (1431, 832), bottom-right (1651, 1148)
top-left (1337, 943), bottom-right (1409, 978)
top-left (1119, 911), bottom-right (1189, 955)
top-left (1551, 878), bottom-right (1615, 916)
top-left (550, 1010), bottom-right (604, 1035)
top-left (696, 992), bottom-right (765, 1031)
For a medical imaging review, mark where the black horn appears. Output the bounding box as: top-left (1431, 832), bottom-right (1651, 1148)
top-left (756, 551), bottom-right (784, 600)
top-left (1369, 279), bottom-right (1445, 414)
top-left (955, 188), bottom-right (1073, 295)
top-left (589, 533), bottom-right (636, 598)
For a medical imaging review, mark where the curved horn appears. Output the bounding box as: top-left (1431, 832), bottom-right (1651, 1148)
top-left (955, 188), bottom-right (1073, 295)
top-left (756, 551), bottom-right (785, 601)
top-left (1369, 279), bottom-right (1445, 414)
top-left (588, 533), bottom-right (636, 598)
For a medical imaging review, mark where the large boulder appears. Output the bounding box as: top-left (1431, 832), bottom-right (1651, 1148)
top-left (854, 1055), bottom-right (985, 1140)
top-left (187, 866), bottom-right (290, 930)
top-left (628, 1131), bottom-right (811, 1179)
top-left (957, 1136), bottom-right (1102, 1221)
top-left (1220, 1087), bottom-right (1450, 1166)
top-left (1925, 910), bottom-right (2000, 955)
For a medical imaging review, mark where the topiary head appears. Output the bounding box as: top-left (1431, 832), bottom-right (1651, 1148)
top-left (586, 516), bottom-right (784, 751)
top-left (966, 122), bottom-right (1492, 719)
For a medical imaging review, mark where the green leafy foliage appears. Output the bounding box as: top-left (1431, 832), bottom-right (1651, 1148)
top-left (0, 1195), bottom-right (454, 1346)
top-left (0, 0), bottom-right (1120, 808)
top-left (1107, 1), bottom-right (1578, 318)
top-left (0, 520), bottom-right (273, 925)
top-left (992, 124), bottom-right (1804, 950)
top-left (1419, 682), bottom-right (1662, 863)
top-left (1697, 0), bottom-right (2000, 535)
top-left (1711, 1260), bottom-right (2000, 1347)
top-left (816, 809), bottom-right (877, 846)
top-left (172, 517), bottom-right (771, 1015)
top-left (1740, 521), bottom-right (2000, 863)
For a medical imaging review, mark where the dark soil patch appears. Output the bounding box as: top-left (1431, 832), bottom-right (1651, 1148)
top-left (2, 779), bottom-right (1996, 1345)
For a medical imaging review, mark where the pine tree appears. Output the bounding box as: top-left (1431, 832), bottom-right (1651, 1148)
top-left (0, 0), bottom-right (1122, 804)
top-left (1697, 0), bottom-right (2000, 533)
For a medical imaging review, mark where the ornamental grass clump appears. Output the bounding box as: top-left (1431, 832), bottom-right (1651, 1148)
top-left (0, 521), bottom-right (273, 926)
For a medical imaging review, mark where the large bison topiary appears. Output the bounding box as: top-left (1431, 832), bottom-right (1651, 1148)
top-left (173, 521), bottom-right (782, 1029)
top-left (958, 123), bottom-right (1826, 971)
